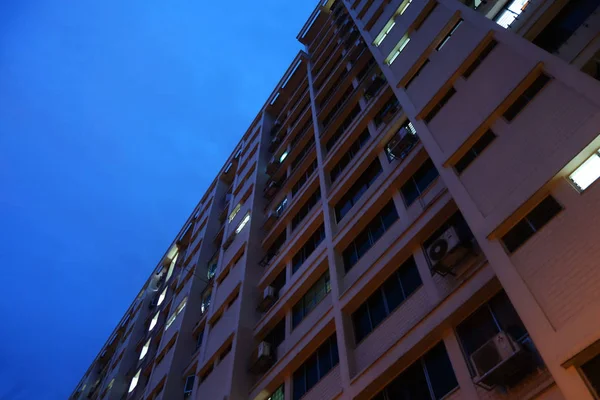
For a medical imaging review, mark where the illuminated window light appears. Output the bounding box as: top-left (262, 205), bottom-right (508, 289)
top-left (386, 35), bottom-right (411, 65)
top-left (374, 21), bottom-right (395, 47)
top-left (139, 339), bottom-right (151, 360)
top-left (279, 151), bottom-right (289, 163)
top-left (228, 203), bottom-right (242, 222)
top-left (148, 312), bottom-right (159, 332)
top-left (157, 288), bottom-right (167, 306)
top-left (165, 298), bottom-right (187, 331)
top-left (128, 369), bottom-right (141, 393)
top-left (166, 252), bottom-right (178, 282)
top-left (495, 0), bottom-right (530, 28)
top-left (570, 152), bottom-right (600, 192)
top-left (235, 213), bottom-right (251, 234)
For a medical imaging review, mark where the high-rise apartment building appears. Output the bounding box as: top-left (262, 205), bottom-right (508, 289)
top-left (70, 0), bottom-right (600, 399)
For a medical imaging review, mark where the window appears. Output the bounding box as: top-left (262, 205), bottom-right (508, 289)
top-left (424, 87), bottom-right (456, 123)
top-left (330, 129), bottom-right (370, 183)
top-left (352, 257), bottom-right (422, 342)
top-left (463, 40), bottom-right (497, 79)
top-left (157, 288), bottom-right (167, 306)
top-left (267, 385), bottom-right (285, 400)
top-left (385, 120), bottom-right (418, 162)
top-left (292, 160), bottom-right (318, 196)
top-left (228, 203), bottom-right (241, 222)
top-left (335, 159), bottom-right (383, 221)
top-left (374, 342), bottom-right (457, 400)
top-left (292, 189), bottom-right (321, 230)
top-left (456, 291), bottom-right (528, 374)
top-left (139, 338), bottom-right (151, 360)
top-left (454, 129), bottom-right (497, 174)
top-left (503, 73), bottom-right (550, 121)
top-left (128, 369), bottom-right (141, 393)
top-left (325, 105), bottom-right (361, 152)
top-left (581, 353), bottom-right (600, 399)
top-left (436, 19), bottom-right (463, 51)
top-left (235, 213), bottom-right (250, 234)
top-left (149, 312), bottom-right (159, 332)
top-left (569, 150), bottom-right (600, 192)
top-left (183, 375), bottom-right (195, 398)
top-left (165, 297), bottom-right (187, 331)
top-left (275, 198), bottom-right (288, 216)
top-left (292, 335), bottom-right (339, 400)
top-left (386, 34), bottom-right (411, 65)
top-left (501, 195), bottom-right (563, 253)
top-left (342, 200), bottom-right (399, 271)
top-left (292, 272), bottom-right (331, 328)
top-left (264, 319), bottom-right (286, 357)
top-left (262, 232), bottom-right (287, 266)
top-left (291, 139), bottom-right (315, 170)
top-left (401, 159), bottom-right (439, 206)
top-left (292, 225), bottom-right (326, 274)
top-left (405, 59), bottom-right (430, 89)
top-left (279, 150), bottom-right (289, 163)
top-left (195, 330), bottom-right (204, 352)
top-left (166, 251), bottom-right (178, 282)
top-left (374, 97), bottom-right (400, 127)
top-left (373, 0), bottom-right (413, 46)
top-left (495, 0), bottom-right (531, 28)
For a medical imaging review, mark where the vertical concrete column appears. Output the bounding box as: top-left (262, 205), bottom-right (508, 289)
top-left (306, 43), bottom-right (354, 399)
top-left (413, 247), bottom-right (442, 303)
top-left (442, 329), bottom-right (480, 399)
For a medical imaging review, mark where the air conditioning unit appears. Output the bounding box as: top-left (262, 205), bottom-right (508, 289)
top-left (426, 226), bottom-right (471, 275)
top-left (471, 332), bottom-right (528, 388)
top-left (249, 341), bottom-right (274, 373)
top-left (257, 286), bottom-right (276, 312)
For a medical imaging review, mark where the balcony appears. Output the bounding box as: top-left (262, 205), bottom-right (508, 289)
top-left (384, 121), bottom-right (418, 162)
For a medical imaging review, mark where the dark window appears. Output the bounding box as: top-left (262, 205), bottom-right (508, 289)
top-left (503, 73), bottom-right (551, 121)
top-left (264, 319), bottom-right (286, 358)
top-left (400, 159), bottom-right (439, 206)
top-left (321, 86), bottom-right (354, 128)
top-left (292, 160), bottom-right (318, 196)
top-left (267, 385), bottom-right (285, 400)
top-left (533, 0), bottom-right (600, 54)
top-left (269, 269), bottom-right (287, 299)
top-left (183, 375), bottom-right (195, 397)
top-left (291, 139), bottom-right (315, 170)
top-left (334, 159), bottom-right (383, 221)
top-left (292, 272), bottom-right (331, 328)
top-left (292, 335), bottom-right (339, 400)
top-left (456, 291), bottom-right (528, 375)
top-left (374, 341), bottom-right (458, 400)
top-left (330, 129), bottom-right (370, 183)
top-left (342, 200), bottom-right (399, 271)
top-left (424, 87), bottom-right (456, 123)
top-left (292, 189), bottom-right (322, 231)
top-left (352, 257), bottom-right (422, 342)
top-left (319, 69), bottom-right (350, 110)
top-left (501, 195), bottom-right (562, 253)
top-left (326, 104), bottom-right (362, 151)
top-left (581, 353), bottom-right (600, 399)
top-left (195, 330), bottom-right (204, 352)
top-left (463, 40), bottom-right (498, 78)
top-left (454, 129), bottom-right (497, 174)
top-left (374, 97), bottom-right (400, 127)
top-left (292, 225), bottom-right (326, 274)
top-left (437, 19), bottom-right (463, 51)
top-left (405, 59), bottom-right (430, 89)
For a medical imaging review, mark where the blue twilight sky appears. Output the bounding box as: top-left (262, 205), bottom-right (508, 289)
top-left (0, 1), bottom-right (316, 398)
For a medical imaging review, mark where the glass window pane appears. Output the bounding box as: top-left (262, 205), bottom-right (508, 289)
top-left (318, 342), bottom-right (333, 377)
top-left (305, 354), bottom-right (319, 392)
top-left (386, 362), bottom-right (429, 399)
top-left (527, 196), bottom-right (562, 231)
top-left (293, 368), bottom-right (306, 400)
top-left (582, 354), bottom-right (600, 399)
top-left (456, 305), bottom-right (500, 358)
top-left (489, 291), bottom-right (527, 340)
top-left (401, 180), bottom-right (419, 206)
top-left (383, 274), bottom-right (405, 312)
top-left (368, 290), bottom-right (388, 329)
top-left (501, 219), bottom-right (535, 253)
top-left (415, 160), bottom-right (439, 192)
top-left (353, 303), bottom-right (372, 342)
top-left (423, 342), bottom-right (458, 399)
top-left (398, 258), bottom-right (422, 297)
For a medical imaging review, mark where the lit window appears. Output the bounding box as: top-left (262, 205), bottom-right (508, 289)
top-left (139, 339), bottom-right (151, 360)
top-left (275, 198), bottom-right (288, 216)
top-left (228, 203), bottom-right (241, 222)
top-left (279, 151), bottom-right (289, 163)
top-left (165, 298), bottom-right (187, 331)
top-left (128, 369), bottom-right (141, 393)
top-left (495, 0), bottom-right (531, 28)
top-left (373, 0), bottom-right (413, 47)
top-left (157, 288), bottom-right (167, 306)
top-left (436, 19), bottom-right (463, 51)
top-left (166, 251), bottom-right (178, 282)
top-left (235, 213), bottom-right (250, 234)
top-left (386, 34), bottom-right (411, 65)
top-left (148, 312), bottom-right (159, 332)
top-left (570, 151), bottom-right (600, 192)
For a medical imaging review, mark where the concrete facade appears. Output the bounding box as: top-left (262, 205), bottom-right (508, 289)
top-left (71, 1), bottom-right (600, 399)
